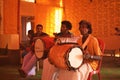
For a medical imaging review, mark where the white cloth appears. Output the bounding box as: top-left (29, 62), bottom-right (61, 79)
top-left (41, 58), bottom-right (57, 80)
top-left (53, 63), bottom-right (93, 80)
top-left (28, 66), bottom-right (36, 76)
top-left (41, 53), bottom-right (93, 80)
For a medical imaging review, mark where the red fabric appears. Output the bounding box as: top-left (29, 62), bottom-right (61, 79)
top-left (41, 37), bottom-right (55, 50)
top-left (97, 38), bottom-right (105, 53)
top-left (25, 47), bottom-right (31, 52)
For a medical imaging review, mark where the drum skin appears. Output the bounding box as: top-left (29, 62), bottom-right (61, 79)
top-left (34, 36), bottom-right (55, 59)
top-left (48, 44), bottom-right (83, 70)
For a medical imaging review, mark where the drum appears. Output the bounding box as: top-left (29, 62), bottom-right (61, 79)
top-left (55, 37), bottom-right (79, 44)
top-left (48, 44), bottom-right (83, 70)
top-left (34, 36), bottom-right (55, 59)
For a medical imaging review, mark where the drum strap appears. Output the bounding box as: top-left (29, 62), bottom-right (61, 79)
top-left (82, 35), bottom-right (90, 50)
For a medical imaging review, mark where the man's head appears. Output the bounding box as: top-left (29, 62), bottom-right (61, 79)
top-left (79, 20), bottom-right (92, 35)
top-left (36, 24), bottom-right (43, 33)
top-left (61, 20), bottom-right (72, 33)
top-left (28, 30), bottom-right (34, 38)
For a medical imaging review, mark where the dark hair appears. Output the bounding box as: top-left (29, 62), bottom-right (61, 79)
top-left (36, 24), bottom-right (43, 28)
top-left (79, 20), bottom-right (92, 34)
top-left (28, 30), bottom-right (34, 37)
top-left (28, 30), bottom-right (34, 44)
top-left (62, 20), bottom-right (72, 30)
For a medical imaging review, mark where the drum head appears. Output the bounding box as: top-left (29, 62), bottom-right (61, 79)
top-left (68, 47), bottom-right (83, 69)
top-left (34, 39), bottom-right (44, 59)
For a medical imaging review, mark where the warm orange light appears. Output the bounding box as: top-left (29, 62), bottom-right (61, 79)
top-left (115, 49), bottom-right (120, 57)
top-left (115, 52), bottom-right (120, 57)
top-left (46, 7), bottom-right (63, 36)
top-left (35, 0), bottom-right (63, 36)
top-left (21, 0), bottom-right (35, 3)
top-left (36, 0), bottom-right (49, 4)
top-left (60, 0), bottom-right (63, 7)
top-left (115, 54), bottom-right (120, 57)
top-left (54, 8), bottom-right (63, 33)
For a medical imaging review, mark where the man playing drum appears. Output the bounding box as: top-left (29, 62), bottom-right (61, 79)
top-left (41, 20), bottom-right (75, 80)
top-left (18, 24), bottom-right (54, 78)
top-left (45, 20), bottom-right (102, 80)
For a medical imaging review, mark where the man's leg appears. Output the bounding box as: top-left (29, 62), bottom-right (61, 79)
top-left (22, 54), bottom-right (37, 74)
top-left (21, 51), bottom-right (33, 68)
top-left (78, 63), bottom-right (93, 80)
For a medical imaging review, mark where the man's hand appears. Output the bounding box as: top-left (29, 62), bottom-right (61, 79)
top-left (83, 51), bottom-right (91, 59)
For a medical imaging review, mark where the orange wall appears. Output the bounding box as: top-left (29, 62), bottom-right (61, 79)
top-left (63, 0), bottom-right (120, 50)
top-left (3, 0), bottom-right (18, 34)
top-left (0, 0), bottom-right (19, 50)
top-left (0, 34), bottom-right (19, 49)
top-left (20, 1), bottom-right (36, 16)
top-left (0, 0), bottom-right (120, 50)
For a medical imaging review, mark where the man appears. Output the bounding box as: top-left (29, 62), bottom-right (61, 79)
top-left (18, 24), bottom-right (50, 78)
top-left (34, 24), bottom-right (49, 37)
top-left (54, 20), bottom-right (73, 37)
top-left (41, 20), bottom-right (74, 80)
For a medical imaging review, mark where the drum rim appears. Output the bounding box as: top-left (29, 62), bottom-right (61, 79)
top-left (65, 45), bottom-right (83, 70)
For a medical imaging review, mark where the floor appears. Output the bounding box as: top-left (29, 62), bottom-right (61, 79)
top-left (0, 56), bottom-right (120, 80)
top-left (0, 64), bottom-right (42, 80)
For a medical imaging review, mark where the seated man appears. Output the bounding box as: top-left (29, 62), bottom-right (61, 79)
top-left (20, 30), bottom-right (34, 60)
top-left (18, 24), bottom-right (53, 78)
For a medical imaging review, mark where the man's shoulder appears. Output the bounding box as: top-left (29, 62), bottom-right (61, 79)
top-left (42, 32), bottom-right (49, 35)
top-left (42, 32), bottom-right (49, 36)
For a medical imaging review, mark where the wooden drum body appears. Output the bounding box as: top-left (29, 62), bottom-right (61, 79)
top-left (48, 44), bottom-right (83, 70)
top-left (34, 37), bottom-right (54, 59)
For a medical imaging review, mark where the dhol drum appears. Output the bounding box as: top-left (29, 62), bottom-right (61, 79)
top-left (34, 36), bottom-right (55, 59)
top-left (48, 43), bottom-right (83, 70)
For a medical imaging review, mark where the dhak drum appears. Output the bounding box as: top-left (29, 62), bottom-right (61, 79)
top-left (48, 44), bottom-right (83, 70)
top-left (34, 36), bottom-right (55, 59)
